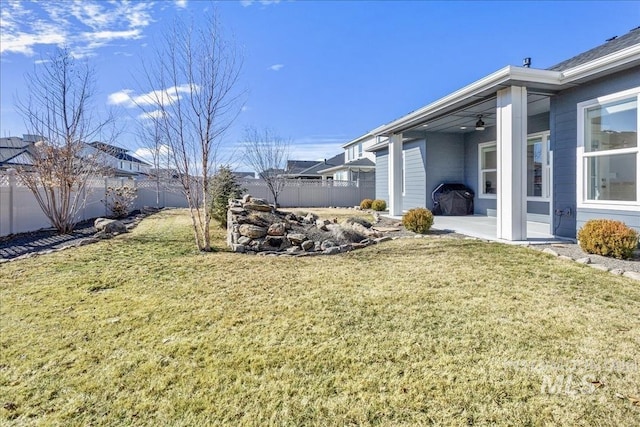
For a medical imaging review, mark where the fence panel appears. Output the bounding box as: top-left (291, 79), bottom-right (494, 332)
top-left (0, 173), bottom-right (374, 236)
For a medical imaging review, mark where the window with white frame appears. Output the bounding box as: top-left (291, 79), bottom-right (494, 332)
top-left (527, 132), bottom-right (551, 199)
top-left (479, 143), bottom-right (497, 197)
top-left (358, 143), bottom-right (363, 158)
top-left (578, 88), bottom-right (639, 207)
top-left (479, 133), bottom-right (551, 199)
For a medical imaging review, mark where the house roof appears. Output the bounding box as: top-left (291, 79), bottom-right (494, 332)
top-left (355, 28), bottom-right (640, 145)
top-left (549, 26), bottom-right (640, 71)
top-left (293, 153), bottom-right (345, 176)
top-left (0, 148), bottom-right (34, 165)
top-left (90, 141), bottom-right (150, 165)
top-left (317, 156), bottom-right (375, 175)
top-left (286, 160), bottom-right (320, 174)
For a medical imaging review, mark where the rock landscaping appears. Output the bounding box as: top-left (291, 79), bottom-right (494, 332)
top-left (226, 195), bottom-right (392, 256)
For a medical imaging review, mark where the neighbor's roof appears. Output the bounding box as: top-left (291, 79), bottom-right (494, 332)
top-left (317, 157), bottom-right (375, 174)
top-left (549, 26), bottom-right (640, 71)
top-left (0, 150), bottom-right (35, 167)
top-left (286, 160), bottom-right (321, 174)
top-left (294, 153), bottom-right (345, 176)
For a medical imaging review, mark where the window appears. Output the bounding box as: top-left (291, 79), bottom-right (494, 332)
top-left (358, 143), bottom-right (363, 158)
top-left (527, 132), bottom-right (551, 199)
top-left (479, 143), bottom-right (497, 197)
top-left (578, 88), bottom-right (639, 208)
top-left (479, 133), bottom-right (551, 200)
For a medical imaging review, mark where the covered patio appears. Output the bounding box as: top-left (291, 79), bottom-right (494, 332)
top-left (431, 215), bottom-right (564, 243)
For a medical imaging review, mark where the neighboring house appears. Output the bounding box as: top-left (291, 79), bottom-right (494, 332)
top-left (282, 160), bottom-right (324, 179)
top-left (355, 26), bottom-right (639, 241)
top-left (318, 135), bottom-right (377, 183)
top-left (88, 142), bottom-right (151, 177)
top-left (0, 135), bottom-right (47, 170)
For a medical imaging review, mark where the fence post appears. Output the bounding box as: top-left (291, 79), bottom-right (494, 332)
top-left (8, 169), bottom-right (16, 235)
top-left (104, 177), bottom-right (109, 217)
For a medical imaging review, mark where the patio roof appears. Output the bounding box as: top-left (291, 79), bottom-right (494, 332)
top-left (355, 42), bottom-right (640, 147)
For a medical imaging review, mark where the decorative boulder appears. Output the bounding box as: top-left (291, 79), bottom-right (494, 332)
top-left (316, 219), bottom-right (330, 231)
top-left (320, 240), bottom-right (337, 250)
top-left (94, 218), bottom-right (127, 234)
top-left (301, 240), bottom-right (314, 251)
top-left (303, 213), bottom-right (318, 224)
top-left (268, 223), bottom-right (286, 236)
top-left (244, 198), bottom-right (272, 212)
top-left (287, 233), bottom-right (307, 245)
top-left (238, 224), bottom-right (267, 239)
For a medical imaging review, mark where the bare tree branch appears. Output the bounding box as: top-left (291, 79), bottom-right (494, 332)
top-left (242, 126), bottom-right (290, 207)
top-left (137, 12), bottom-right (243, 251)
top-left (14, 47), bottom-right (116, 234)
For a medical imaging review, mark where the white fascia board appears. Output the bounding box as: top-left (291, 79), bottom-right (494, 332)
top-left (340, 126), bottom-right (388, 149)
top-left (560, 44), bottom-right (640, 83)
top-left (373, 66), bottom-right (562, 137)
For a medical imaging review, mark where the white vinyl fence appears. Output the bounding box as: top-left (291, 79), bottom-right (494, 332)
top-left (240, 179), bottom-right (374, 208)
top-left (0, 171), bottom-right (374, 236)
top-left (0, 171), bottom-right (187, 237)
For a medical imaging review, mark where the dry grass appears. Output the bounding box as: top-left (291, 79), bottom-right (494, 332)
top-left (1, 209), bottom-right (639, 426)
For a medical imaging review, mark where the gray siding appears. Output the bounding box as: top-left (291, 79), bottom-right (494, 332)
top-left (576, 209), bottom-right (640, 234)
top-left (375, 148), bottom-right (389, 203)
top-left (425, 133), bottom-right (465, 210)
top-left (550, 66), bottom-right (640, 238)
top-left (402, 140), bottom-right (427, 210)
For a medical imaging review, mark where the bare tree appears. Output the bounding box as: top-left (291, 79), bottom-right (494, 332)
top-left (138, 13), bottom-right (242, 251)
top-left (15, 47), bottom-right (115, 234)
top-left (243, 126), bottom-right (290, 207)
top-left (135, 119), bottom-right (169, 207)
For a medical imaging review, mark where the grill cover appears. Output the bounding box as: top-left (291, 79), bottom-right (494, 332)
top-left (432, 183), bottom-right (474, 215)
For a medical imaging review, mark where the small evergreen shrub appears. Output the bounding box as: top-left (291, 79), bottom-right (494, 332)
top-left (360, 198), bottom-right (373, 210)
top-left (371, 199), bottom-right (387, 211)
top-left (402, 208), bottom-right (434, 234)
top-left (104, 186), bottom-right (137, 218)
top-left (577, 219), bottom-right (639, 260)
top-left (209, 166), bottom-right (246, 228)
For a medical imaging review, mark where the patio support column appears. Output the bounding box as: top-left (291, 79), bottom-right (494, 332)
top-left (388, 133), bottom-right (403, 216)
top-left (496, 86), bottom-right (528, 241)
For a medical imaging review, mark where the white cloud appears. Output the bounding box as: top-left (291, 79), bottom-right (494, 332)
top-left (0, 1), bottom-right (154, 57)
top-left (241, 0), bottom-right (281, 7)
top-left (108, 84), bottom-right (200, 109)
top-left (175, 0), bottom-right (188, 9)
top-left (268, 64), bottom-right (284, 71)
top-left (241, 105), bottom-right (250, 112)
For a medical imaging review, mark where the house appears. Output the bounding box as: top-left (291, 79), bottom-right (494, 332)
top-left (282, 160), bottom-right (324, 179)
top-left (356, 26), bottom-right (639, 241)
top-left (87, 141), bottom-right (151, 177)
top-left (318, 135), bottom-right (377, 184)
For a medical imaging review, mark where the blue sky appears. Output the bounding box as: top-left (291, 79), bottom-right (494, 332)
top-left (1, 0), bottom-right (639, 170)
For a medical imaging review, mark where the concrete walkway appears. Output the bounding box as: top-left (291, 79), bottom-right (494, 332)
top-left (385, 214), bottom-right (569, 244)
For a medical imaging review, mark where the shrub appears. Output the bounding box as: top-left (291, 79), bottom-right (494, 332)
top-left (402, 208), bottom-right (434, 234)
top-left (577, 219), bottom-right (639, 260)
top-left (371, 199), bottom-right (387, 211)
top-left (360, 198), bottom-right (373, 210)
top-left (209, 166), bottom-right (246, 228)
top-left (104, 185), bottom-right (137, 218)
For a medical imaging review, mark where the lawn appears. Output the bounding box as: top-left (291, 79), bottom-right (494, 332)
top-left (1, 209), bottom-right (639, 426)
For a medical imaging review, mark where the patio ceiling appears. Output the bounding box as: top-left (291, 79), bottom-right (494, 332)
top-left (404, 94), bottom-right (550, 135)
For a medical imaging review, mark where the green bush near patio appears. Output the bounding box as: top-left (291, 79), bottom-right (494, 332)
top-left (1, 209), bottom-right (639, 426)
